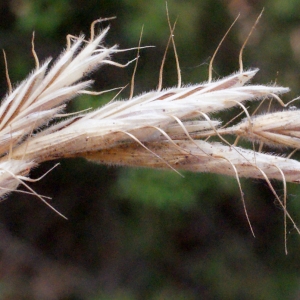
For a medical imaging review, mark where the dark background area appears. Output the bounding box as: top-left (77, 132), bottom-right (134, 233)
top-left (0, 0), bottom-right (300, 299)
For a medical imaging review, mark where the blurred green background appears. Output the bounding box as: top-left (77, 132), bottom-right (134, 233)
top-left (1, 0), bottom-right (300, 299)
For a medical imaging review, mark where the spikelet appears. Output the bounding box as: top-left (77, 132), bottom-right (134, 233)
top-left (0, 160), bottom-right (36, 198)
top-left (217, 110), bottom-right (300, 149)
top-left (9, 69), bottom-right (289, 163)
top-left (0, 25), bottom-right (117, 208)
top-left (0, 28), bottom-right (115, 154)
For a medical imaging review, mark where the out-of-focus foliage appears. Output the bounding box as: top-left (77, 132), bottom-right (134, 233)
top-left (117, 169), bottom-right (238, 210)
top-left (0, 1), bottom-right (300, 299)
top-left (14, 0), bottom-right (71, 34)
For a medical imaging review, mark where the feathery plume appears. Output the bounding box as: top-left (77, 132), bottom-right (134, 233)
top-left (1, 19), bottom-right (300, 252)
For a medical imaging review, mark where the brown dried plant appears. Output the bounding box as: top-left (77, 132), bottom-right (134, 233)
top-left (1, 17), bottom-right (300, 253)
